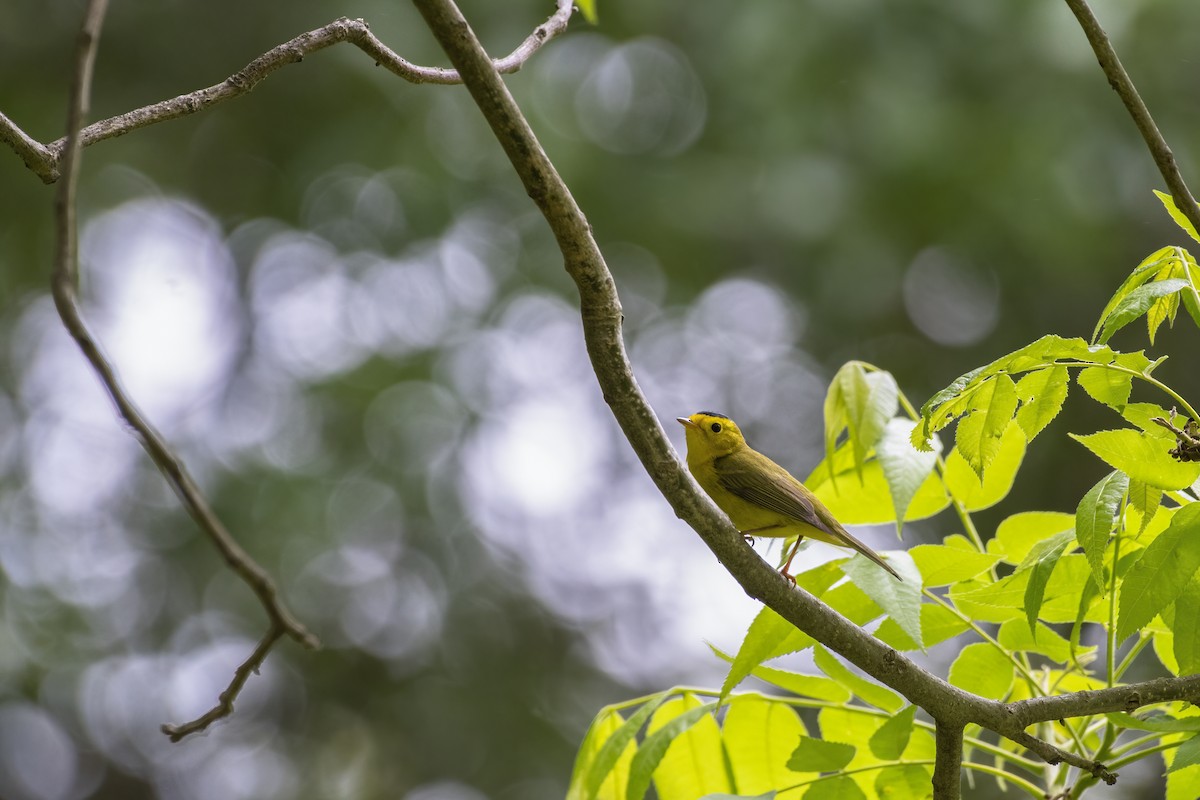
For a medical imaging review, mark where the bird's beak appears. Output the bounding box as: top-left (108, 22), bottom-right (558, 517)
top-left (676, 417), bottom-right (699, 430)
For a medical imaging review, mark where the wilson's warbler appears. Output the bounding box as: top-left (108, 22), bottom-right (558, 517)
top-left (677, 411), bottom-right (901, 581)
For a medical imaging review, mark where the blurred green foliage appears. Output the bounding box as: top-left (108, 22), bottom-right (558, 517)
top-left (1, 0), bottom-right (1199, 798)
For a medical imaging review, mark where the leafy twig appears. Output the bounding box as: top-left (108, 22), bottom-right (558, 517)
top-left (1, 1), bottom-right (573, 183)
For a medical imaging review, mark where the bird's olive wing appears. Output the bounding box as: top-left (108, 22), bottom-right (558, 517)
top-left (714, 457), bottom-right (841, 539)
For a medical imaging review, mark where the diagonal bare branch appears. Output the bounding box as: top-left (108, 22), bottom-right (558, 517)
top-left (3, 1), bottom-right (573, 184)
top-left (48, 0), bottom-right (318, 741)
top-left (409, 0), bottom-right (1200, 796)
top-left (1063, 0), bottom-right (1200, 236)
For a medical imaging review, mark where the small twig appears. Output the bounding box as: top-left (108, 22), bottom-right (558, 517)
top-left (160, 624), bottom-right (287, 742)
top-left (1063, 0), bottom-right (1200, 236)
top-left (1008, 729), bottom-right (1117, 785)
top-left (49, 0), bottom-right (318, 741)
top-left (1151, 410), bottom-right (1200, 462)
top-left (2, 1), bottom-right (573, 184)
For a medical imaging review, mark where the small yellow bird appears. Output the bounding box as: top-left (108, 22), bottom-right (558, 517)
top-left (677, 411), bottom-right (901, 581)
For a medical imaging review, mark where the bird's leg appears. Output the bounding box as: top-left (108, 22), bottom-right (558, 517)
top-left (779, 537), bottom-right (805, 585)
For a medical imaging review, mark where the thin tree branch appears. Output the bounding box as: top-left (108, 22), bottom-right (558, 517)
top-left (409, 0), bottom-right (1200, 795)
top-left (1063, 0), bottom-right (1200, 235)
top-left (932, 722), bottom-right (963, 800)
top-left (48, 0), bottom-right (318, 741)
top-left (2, 2), bottom-right (573, 184)
top-left (160, 624), bottom-right (287, 742)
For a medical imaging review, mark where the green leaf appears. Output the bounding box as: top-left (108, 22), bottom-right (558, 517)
top-left (1077, 366), bottom-right (1133, 410)
top-left (576, 0), bottom-right (599, 24)
top-left (722, 695), bottom-right (806, 795)
top-left (868, 706), bottom-right (916, 760)
top-left (997, 619), bottom-right (1082, 664)
top-left (875, 604), bottom-right (969, 651)
top-left (947, 642), bottom-right (1013, 700)
top-left (808, 447), bottom-right (949, 525)
top-left (584, 694), bottom-right (670, 799)
top-left (954, 374), bottom-right (1018, 478)
top-left (1179, 249), bottom-right (1200, 331)
top-left (1019, 529), bottom-right (1077, 633)
top-left (1014, 366), bottom-right (1070, 441)
top-left (700, 794), bottom-right (776, 800)
top-left (1117, 504), bottom-right (1200, 643)
top-left (989, 511), bottom-right (1075, 564)
top-left (1128, 479), bottom-right (1164, 537)
top-left (1096, 278), bottom-right (1190, 345)
top-left (720, 564), bottom-right (842, 698)
top-left (843, 551), bottom-right (922, 648)
top-left (825, 363), bottom-right (898, 482)
top-left (786, 736), bottom-right (856, 773)
top-left (802, 775), bottom-right (867, 800)
top-left (821, 582), bottom-right (885, 628)
top-left (1155, 190), bottom-right (1200, 243)
top-left (812, 645), bottom-right (903, 712)
top-left (1168, 736), bottom-right (1200, 773)
top-left (943, 421), bottom-right (1026, 510)
top-left (1075, 470), bottom-right (1128, 591)
top-left (910, 543), bottom-right (998, 586)
top-left (1108, 711), bottom-right (1200, 733)
top-left (1092, 245), bottom-right (1179, 344)
top-left (1168, 760), bottom-right (1200, 800)
top-left (568, 709), bottom-right (631, 800)
top-left (874, 765), bottom-right (933, 799)
top-left (708, 644), bottom-right (851, 703)
top-left (637, 697), bottom-right (724, 800)
top-left (1173, 573), bottom-right (1200, 676)
top-left (876, 418), bottom-right (940, 535)
top-left (1073, 429), bottom-right (1200, 490)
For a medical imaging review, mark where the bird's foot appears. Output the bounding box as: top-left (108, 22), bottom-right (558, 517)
top-left (741, 533), bottom-right (756, 545)
top-left (779, 567), bottom-right (797, 587)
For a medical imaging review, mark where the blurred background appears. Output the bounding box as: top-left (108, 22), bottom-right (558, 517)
top-left (1, 0), bottom-right (1199, 797)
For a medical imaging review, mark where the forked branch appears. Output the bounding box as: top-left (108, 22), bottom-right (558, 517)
top-left (0, 1), bottom-right (573, 183)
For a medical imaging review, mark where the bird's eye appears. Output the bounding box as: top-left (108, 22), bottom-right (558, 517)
top-left (710, 422), bottom-right (722, 433)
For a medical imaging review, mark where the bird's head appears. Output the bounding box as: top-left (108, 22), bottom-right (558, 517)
top-left (676, 411), bottom-right (746, 458)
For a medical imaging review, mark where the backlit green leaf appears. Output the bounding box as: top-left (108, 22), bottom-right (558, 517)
top-left (1128, 479), bottom-right (1164, 537)
top-left (1174, 574), bottom-right (1200, 677)
top-left (576, 0), bottom-right (599, 23)
top-left (868, 706), bottom-right (916, 760)
top-left (1097, 279), bottom-right (1190, 345)
top-left (989, 511), bottom-right (1075, 564)
top-left (1014, 366), bottom-right (1069, 441)
top-left (943, 421), bottom-right (1026, 510)
top-left (1020, 529), bottom-right (1077, 633)
top-left (1075, 470), bottom-right (1127, 591)
top-left (910, 543), bottom-right (998, 586)
top-left (583, 694), bottom-right (669, 800)
top-left (874, 604), bottom-right (969, 651)
top-left (813, 645), bottom-right (903, 712)
top-left (802, 775), bottom-right (867, 800)
top-left (843, 551), bottom-right (922, 648)
top-left (722, 695), bottom-right (806, 795)
top-left (874, 765), bottom-right (933, 799)
top-left (954, 374), bottom-right (1018, 478)
top-left (568, 709), bottom-right (631, 800)
top-left (1167, 735), bottom-right (1200, 773)
top-left (1154, 190), bottom-right (1200, 243)
top-left (1117, 504), bottom-right (1200, 643)
top-left (947, 642), bottom-right (1013, 699)
top-left (997, 619), bottom-right (1081, 663)
top-left (875, 418), bottom-right (940, 535)
top-left (708, 643), bottom-right (851, 703)
top-left (1077, 366), bottom-right (1133, 410)
top-left (1073, 429), bottom-right (1200, 490)
top-left (638, 697), bottom-right (724, 800)
top-left (786, 736), bottom-right (856, 773)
